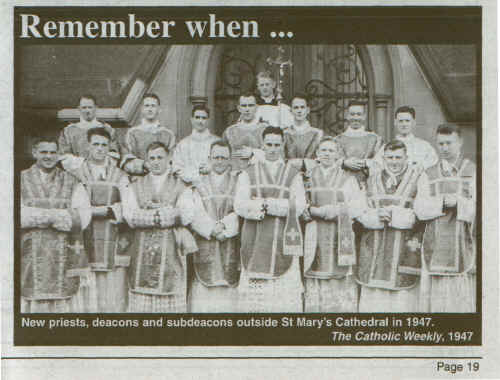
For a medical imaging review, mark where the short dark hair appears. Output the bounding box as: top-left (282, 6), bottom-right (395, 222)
top-left (32, 136), bottom-right (58, 150)
top-left (262, 126), bottom-right (284, 141)
top-left (256, 71), bottom-right (275, 82)
top-left (210, 140), bottom-right (231, 155)
top-left (395, 106), bottom-right (416, 119)
top-left (239, 92), bottom-right (257, 103)
top-left (143, 93), bottom-right (161, 105)
top-left (317, 136), bottom-right (337, 149)
top-left (384, 139), bottom-right (407, 154)
top-left (192, 104), bottom-right (210, 118)
top-left (437, 123), bottom-right (462, 137)
top-left (87, 127), bottom-right (111, 142)
top-left (79, 94), bottom-right (97, 106)
top-left (146, 141), bottom-right (169, 156)
top-left (347, 100), bottom-right (367, 109)
top-left (291, 93), bottom-right (310, 106)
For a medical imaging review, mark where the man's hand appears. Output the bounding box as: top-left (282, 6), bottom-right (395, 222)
top-left (343, 157), bottom-right (366, 171)
top-left (212, 221), bottom-right (225, 237)
top-left (444, 194), bottom-right (458, 208)
top-left (377, 207), bottom-right (392, 223)
top-left (233, 146), bottom-right (253, 159)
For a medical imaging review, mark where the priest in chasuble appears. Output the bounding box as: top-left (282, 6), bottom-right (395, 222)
top-left (415, 124), bottom-right (476, 312)
top-left (172, 104), bottom-right (219, 184)
top-left (335, 100), bottom-right (384, 188)
top-left (122, 142), bottom-right (197, 312)
top-left (69, 127), bottom-right (130, 312)
top-left (222, 93), bottom-right (266, 171)
top-left (302, 137), bottom-right (363, 312)
top-left (21, 137), bottom-right (91, 312)
top-left (58, 94), bottom-right (119, 172)
top-left (121, 93), bottom-right (176, 175)
top-left (284, 94), bottom-right (324, 170)
top-left (179, 141), bottom-right (241, 312)
top-left (234, 127), bottom-right (306, 312)
top-left (355, 140), bottom-right (424, 312)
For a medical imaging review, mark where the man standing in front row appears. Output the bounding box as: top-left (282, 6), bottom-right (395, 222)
top-left (121, 93), bottom-right (176, 175)
top-left (69, 127), bottom-right (130, 312)
top-left (179, 141), bottom-right (241, 312)
top-left (356, 140), bottom-right (423, 312)
top-left (375, 106), bottom-right (438, 169)
top-left (21, 137), bottom-right (91, 312)
top-left (235, 127), bottom-right (306, 312)
top-left (122, 142), bottom-right (198, 312)
top-left (415, 124), bottom-right (476, 312)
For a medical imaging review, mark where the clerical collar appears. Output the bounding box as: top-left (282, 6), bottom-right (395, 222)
top-left (191, 129), bottom-right (211, 141)
top-left (343, 127), bottom-right (369, 137)
top-left (256, 95), bottom-right (278, 105)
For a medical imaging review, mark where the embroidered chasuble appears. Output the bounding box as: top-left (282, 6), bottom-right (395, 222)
top-left (21, 166), bottom-right (89, 302)
top-left (123, 172), bottom-right (197, 311)
top-left (415, 159), bottom-right (476, 276)
top-left (222, 122), bottom-right (265, 170)
top-left (375, 134), bottom-right (438, 170)
top-left (121, 123), bottom-right (176, 175)
top-left (356, 164), bottom-right (423, 291)
top-left (284, 124), bottom-right (323, 160)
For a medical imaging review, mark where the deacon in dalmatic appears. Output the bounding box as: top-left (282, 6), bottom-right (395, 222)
top-left (234, 127), bottom-right (306, 312)
top-left (222, 93), bottom-right (267, 171)
top-left (122, 142), bottom-right (197, 312)
top-left (335, 100), bottom-right (384, 188)
top-left (172, 105), bottom-right (219, 184)
top-left (284, 94), bottom-right (323, 169)
top-left (21, 137), bottom-right (91, 312)
top-left (69, 127), bottom-right (130, 312)
top-left (302, 137), bottom-right (363, 312)
top-left (58, 94), bottom-right (119, 172)
top-left (179, 141), bottom-right (241, 312)
top-left (121, 93), bottom-right (176, 175)
top-left (355, 140), bottom-right (423, 312)
top-left (415, 124), bottom-right (476, 312)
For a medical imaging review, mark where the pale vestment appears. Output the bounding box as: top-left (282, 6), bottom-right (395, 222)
top-left (121, 120), bottom-right (176, 175)
top-left (375, 133), bottom-right (438, 170)
top-left (21, 165), bottom-right (91, 312)
top-left (178, 171), bottom-right (240, 312)
top-left (234, 159), bottom-right (306, 312)
top-left (303, 164), bottom-right (363, 312)
top-left (414, 157), bottom-right (476, 312)
top-left (255, 94), bottom-right (294, 129)
top-left (122, 169), bottom-right (197, 312)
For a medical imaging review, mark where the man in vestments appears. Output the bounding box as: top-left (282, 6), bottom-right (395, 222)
top-left (254, 71), bottom-right (294, 129)
top-left (58, 94), bottom-right (119, 172)
top-left (222, 93), bottom-right (266, 170)
top-left (375, 106), bottom-right (438, 170)
top-left (284, 94), bottom-right (323, 170)
top-left (172, 104), bottom-right (219, 184)
top-left (69, 127), bottom-right (130, 312)
top-left (21, 137), bottom-right (91, 312)
top-left (179, 141), bottom-right (240, 312)
top-left (122, 142), bottom-right (197, 312)
top-left (234, 127), bottom-right (306, 312)
top-left (121, 93), bottom-right (176, 175)
top-left (302, 137), bottom-right (363, 312)
top-left (414, 124), bottom-right (476, 312)
top-left (335, 100), bottom-right (384, 189)
top-left (355, 140), bottom-right (423, 312)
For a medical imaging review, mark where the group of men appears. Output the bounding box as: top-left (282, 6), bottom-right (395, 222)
top-left (20, 71), bottom-right (476, 313)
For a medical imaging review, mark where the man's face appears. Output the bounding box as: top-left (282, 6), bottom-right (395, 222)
top-left (79, 98), bottom-right (96, 122)
top-left (291, 98), bottom-right (310, 123)
top-left (345, 105), bottom-right (366, 130)
top-left (383, 148), bottom-right (407, 174)
top-left (263, 133), bottom-right (283, 162)
top-left (88, 134), bottom-right (110, 163)
top-left (210, 145), bottom-right (231, 175)
top-left (257, 77), bottom-right (275, 98)
top-left (191, 109), bottom-right (209, 133)
top-left (147, 147), bottom-right (169, 175)
top-left (437, 133), bottom-right (462, 162)
top-left (33, 142), bottom-right (58, 172)
top-left (142, 97), bottom-right (160, 121)
top-left (316, 141), bottom-right (339, 167)
top-left (238, 96), bottom-right (258, 122)
top-left (395, 112), bottom-right (415, 137)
